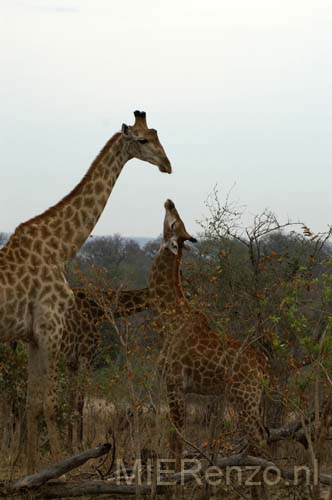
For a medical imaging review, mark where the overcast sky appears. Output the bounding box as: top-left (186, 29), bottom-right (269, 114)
top-left (1, 0), bottom-right (332, 238)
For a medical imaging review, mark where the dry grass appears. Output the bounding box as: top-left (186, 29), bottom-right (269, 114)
top-left (2, 391), bottom-right (332, 499)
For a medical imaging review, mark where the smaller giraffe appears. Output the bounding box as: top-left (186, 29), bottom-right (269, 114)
top-left (148, 200), bottom-right (269, 461)
top-left (62, 287), bottom-right (150, 371)
top-left (61, 286), bottom-right (150, 448)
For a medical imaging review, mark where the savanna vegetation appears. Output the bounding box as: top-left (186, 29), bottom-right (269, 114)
top-left (1, 190), bottom-right (332, 499)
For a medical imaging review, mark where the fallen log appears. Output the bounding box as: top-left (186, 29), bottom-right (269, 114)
top-left (268, 420), bottom-right (309, 448)
top-left (268, 418), bottom-right (332, 448)
top-left (38, 481), bottom-right (156, 498)
top-left (0, 443), bottom-right (112, 495)
top-left (2, 451), bottom-right (332, 498)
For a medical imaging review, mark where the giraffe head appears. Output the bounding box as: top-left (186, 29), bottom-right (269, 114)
top-left (121, 111), bottom-right (172, 173)
top-left (162, 199), bottom-right (197, 255)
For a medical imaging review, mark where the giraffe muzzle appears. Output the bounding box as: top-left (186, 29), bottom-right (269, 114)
top-left (159, 158), bottom-right (172, 174)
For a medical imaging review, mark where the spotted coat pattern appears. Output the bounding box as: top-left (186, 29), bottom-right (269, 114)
top-left (0, 111), bottom-right (171, 471)
top-left (148, 200), bottom-right (269, 460)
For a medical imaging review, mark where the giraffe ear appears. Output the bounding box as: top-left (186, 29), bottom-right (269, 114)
top-left (122, 123), bottom-right (134, 139)
top-left (166, 238), bottom-right (179, 255)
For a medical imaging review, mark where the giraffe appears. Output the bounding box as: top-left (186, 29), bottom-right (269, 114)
top-left (0, 287), bottom-right (151, 453)
top-left (63, 286), bottom-right (150, 372)
top-left (148, 200), bottom-right (269, 462)
top-left (0, 110), bottom-right (171, 471)
top-left (62, 286), bottom-right (150, 449)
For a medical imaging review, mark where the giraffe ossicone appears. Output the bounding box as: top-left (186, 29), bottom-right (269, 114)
top-left (0, 110), bottom-right (171, 472)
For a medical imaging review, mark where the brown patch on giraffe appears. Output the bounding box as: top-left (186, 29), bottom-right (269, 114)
top-left (73, 197), bottom-right (83, 210)
top-left (6, 302), bottom-right (16, 315)
top-left (28, 225), bottom-right (39, 238)
top-left (21, 275), bottom-right (31, 290)
top-left (20, 235), bottom-right (33, 250)
top-left (85, 197), bottom-right (95, 209)
top-left (30, 254), bottom-right (42, 267)
top-left (17, 298), bottom-right (27, 314)
top-left (65, 206), bottom-right (74, 219)
top-left (31, 276), bottom-right (41, 289)
top-left (32, 239), bottom-right (42, 255)
top-left (5, 289), bottom-right (15, 301)
top-left (92, 207), bottom-right (100, 219)
top-left (5, 249), bottom-right (15, 262)
top-left (49, 219), bottom-right (62, 231)
top-left (5, 272), bottom-right (16, 287)
top-left (48, 236), bottom-right (59, 249)
top-left (109, 152), bottom-right (117, 164)
top-left (40, 267), bottom-right (52, 283)
top-left (102, 169), bottom-right (109, 181)
top-left (94, 181), bottom-right (104, 195)
top-left (82, 182), bottom-right (93, 195)
top-left (18, 247), bottom-right (30, 260)
top-left (40, 225), bottom-right (52, 240)
top-left (72, 212), bottom-right (81, 227)
top-left (80, 209), bottom-right (89, 224)
top-left (53, 226), bottom-right (62, 240)
top-left (54, 282), bottom-right (66, 295)
top-left (61, 243), bottom-right (68, 256)
top-left (64, 220), bottom-right (71, 235)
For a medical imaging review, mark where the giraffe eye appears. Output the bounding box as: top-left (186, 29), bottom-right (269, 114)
top-left (138, 139), bottom-right (148, 145)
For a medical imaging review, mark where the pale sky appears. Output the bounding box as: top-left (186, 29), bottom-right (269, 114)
top-left (1, 0), bottom-right (332, 238)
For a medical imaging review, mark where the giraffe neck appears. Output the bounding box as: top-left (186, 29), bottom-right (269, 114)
top-left (148, 245), bottom-right (187, 315)
top-left (74, 287), bottom-right (150, 322)
top-left (7, 133), bottom-right (131, 263)
top-left (107, 288), bottom-right (150, 318)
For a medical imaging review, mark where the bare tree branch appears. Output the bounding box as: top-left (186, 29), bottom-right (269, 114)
top-left (2, 443), bottom-right (112, 493)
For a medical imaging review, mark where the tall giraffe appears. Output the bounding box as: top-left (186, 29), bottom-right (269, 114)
top-left (62, 286), bottom-right (150, 449)
top-left (0, 110), bottom-right (171, 471)
top-left (148, 200), bottom-right (269, 461)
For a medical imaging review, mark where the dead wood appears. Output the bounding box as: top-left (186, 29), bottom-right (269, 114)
top-left (268, 419), bottom-right (309, 448)
top-left (2, 439), bottom-right (332, 498)
top-left (0, 443), bottom-right (111, 496)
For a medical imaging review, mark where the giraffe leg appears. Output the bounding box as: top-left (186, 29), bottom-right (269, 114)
top-left (76, 389), bottom-right (84, 449)
top-left (232, 392), bottom-right (269, 500)
top-left (230, 383), bottom-right (267, 456)
top-left (239, 400), bottom-right (268, 457)
top-left (43, 352), bottom-right (62, 464)
top-left (26, 312), bottom-right (64, 472)
top-left (66, 372), bottom-right (83, 453)
top-left (167, 385), bottom-right (185, 469)
top-left (66, 367), bottom-right (77, 452)
top-left (26, 342), bottom-right (47, 473)
top-left (74, 357), bottom-right (90, 450)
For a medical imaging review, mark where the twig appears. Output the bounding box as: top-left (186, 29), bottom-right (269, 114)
top-left (167, 415), bottom-right (213, 466)
top-left (95, 431), bottom-right (116, 479)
